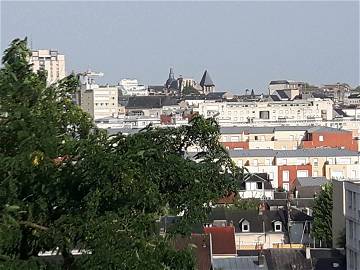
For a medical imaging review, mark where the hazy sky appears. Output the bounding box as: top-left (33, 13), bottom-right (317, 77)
top-left (1, 1), bottom-right (359, 93)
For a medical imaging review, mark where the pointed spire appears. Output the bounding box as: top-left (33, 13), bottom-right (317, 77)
top-left (251, 89), bottom-right (255, 97)
top-left (200, 70), bottom-right (214, 87)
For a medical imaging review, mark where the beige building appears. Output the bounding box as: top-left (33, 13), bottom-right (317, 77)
top-left (80, 84), bottom-right (119, 120)
top-left (30, 49), bottom-right (66, 85)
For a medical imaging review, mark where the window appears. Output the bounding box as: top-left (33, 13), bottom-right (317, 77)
top-left (256, 182), bottom-right (263, 190)
top-left (274, 222), bottom-right (282, 232)
top-left (283, 171), bottom-right (289, 182)
top-left (242, 220), bottom-right (250, 232)
top-left (297, 170), bottom-right (308, 178)
top-left (319, 135), bottom-right (324, 142)
top-left (253, 159), bottom-right (258, 166)
top-left (313, 158), bottom-right (318, 166)
top-left (283, 183), bottom-right (289, 191)
top-left (313, 171), bottom-right (318, 177)
top-left (254, 136), bottom-right (258, 141)
top-left (265, 159), bottom-right (271, 165)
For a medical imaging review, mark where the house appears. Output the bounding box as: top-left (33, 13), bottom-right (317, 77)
top-left (294, 177), bottom-right (328, 199)
top-left (239, 173), bottom-right (274, 200)
top-left (205, 207), bottom-right (288, 250)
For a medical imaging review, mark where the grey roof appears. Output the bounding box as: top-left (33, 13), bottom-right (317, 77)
top-left (307, 126), bottom-right (348, 133)
top-left (275, 148), bottom-right (358, 158)
top-left (333, 108), bottom-right (348, 117)
top-left (270, 95), bottom-right (281, 101)
top-left (311, 249), bottom-right (346, 270)
top-left (220, 125), bottom-right (315, 135)
top-left (207, 208), bottom-right (288, 233)
top-left (213, 256), bottom-right (268, 270)
top-left (269, 80), bottom-right (289, 85)
top-left (229, 148), bottom-right (359, 158)
top-left (126, 96), bottom-right (178, 109)
top-left (276, 90), bottom-right (290, 99)
top-left (296, 177), bottom-right (327, 187)
top-left (106, 128), bottom-right (141, 135)
top-left (267, 249), bottom-right (312, 270)
top-left (200, 70), bottom-right (214, 87)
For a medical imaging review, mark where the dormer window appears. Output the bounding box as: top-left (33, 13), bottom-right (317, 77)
top-left (241, 220), bottom-right (250, 232)
top-left (274, 221), bottom-right (282, 232)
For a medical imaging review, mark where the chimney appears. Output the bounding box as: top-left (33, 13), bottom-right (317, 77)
top-left (258, 253), bottom-right (265, 267)
top-left (258, 202), bottom-right (268, 215)
top-left (305, 246), bottom-right (311, 259)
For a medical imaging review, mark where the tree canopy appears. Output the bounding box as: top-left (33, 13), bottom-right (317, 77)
top-left (311, 182), bottom-right (333, 248)
top-left (0, 38), bottom-right (240, 269)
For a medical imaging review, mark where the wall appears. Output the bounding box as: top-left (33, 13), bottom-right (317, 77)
top-left (302, 131), bottom-right (358, 151)
top-left (235, 232), bottom-right (285, 249)
top-left (278, 164), bottom-right (312, 190)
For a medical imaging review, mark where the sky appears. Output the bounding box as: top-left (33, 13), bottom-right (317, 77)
top-left (1, 1), bottom-right (359, 93)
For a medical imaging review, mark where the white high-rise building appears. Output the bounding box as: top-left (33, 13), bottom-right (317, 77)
top-left (30, 49), bottom-right (66, 85)
top-left (119, 79), bottom-right (148, 96)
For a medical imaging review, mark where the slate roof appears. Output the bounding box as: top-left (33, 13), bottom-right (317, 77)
top-left (276, 90), bottom-right (290, 99)
top-left (269, 80), bottom-right (289, 85)
top-left (213, 256), bottom-right (268, 270)
top-left (200, 70), bottom-right (215, 87)
top-left (333, 109), bottom-right (348, 117)
top-left (126, 96), bottom-right (178, 109)
top-left (203, 226), bottom-right (236, 255)
top-left (207, 208), bottom-right (288, 233)
top-left (107, 128), bottom-right (141, 135)
top-left (307, 126), bottom-right (348, 133)
top-left (311, 249), bottom-right (346, 270)
top-left (229, 148), bottom-right (359, 158)
top-left (296, 177), bottom-right (327, 187)
top-left (270, 95), bottom-right (281, 101)
top-left (266, 249), bottom-right (312, 270)
top-left (220, 125), bottom-right (315, 135)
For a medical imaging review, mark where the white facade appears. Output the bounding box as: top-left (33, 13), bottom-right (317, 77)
top-left (30, 49), bottom-right (66, 85)
top-left (194, 99), bottom-right (334, 123)
top-left (238, 181), bottom-right (274, 200)
top-left (119, 79), bottom-right (148, 96)
top-left (345, 180), bottom-right (360, 270)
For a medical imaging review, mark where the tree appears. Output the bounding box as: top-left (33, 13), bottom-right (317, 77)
top-left (0, 38), bottom-right (240, 269)
top-left (311, 183), bottom-right (333, 248)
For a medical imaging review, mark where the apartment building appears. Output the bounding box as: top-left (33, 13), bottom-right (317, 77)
top-left (30, 49), bottom-right (66, 85)
top-left (195, 99), bottom-right (334, 124)
top-left (345, 180), bottom-right (360, 270)
top-left (220, 126), bottom-right (358, 151)
top-left (229, 149), bottom-right (360, 190)
top-left (80, 83), bottom-right (119, 120)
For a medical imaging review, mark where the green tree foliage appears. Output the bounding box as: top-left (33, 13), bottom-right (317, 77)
top-left (311, 183), bottom-right (333, 248)
top-left (0, 38), bottom-right (239, 269)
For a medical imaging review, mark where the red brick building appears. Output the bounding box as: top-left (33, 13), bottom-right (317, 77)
top-left (278, 164), bottom-right (312, 191)
top-left (301, 127), bottom-right (358, 151)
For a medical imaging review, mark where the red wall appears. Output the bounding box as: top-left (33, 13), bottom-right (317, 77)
top-left (302, 132), bottom-right (358, 151)
top-left (278, 164), bottom-right (312, 190)
top-left (222, 141), bottom-right (249, 150)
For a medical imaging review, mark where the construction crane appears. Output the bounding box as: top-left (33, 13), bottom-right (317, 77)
top-left (78, 69), bottom-right (104, 89)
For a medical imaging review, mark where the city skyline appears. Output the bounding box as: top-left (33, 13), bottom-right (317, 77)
top-left (1, 1), bottom-right (359, 93)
